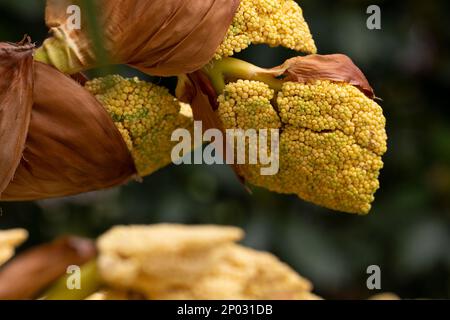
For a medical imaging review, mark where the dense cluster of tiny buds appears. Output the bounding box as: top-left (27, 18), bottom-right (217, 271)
top-left (217, 79), bottom-right (387, 214)
top-left (85, 75), bottom-right (193, 177)
top-left (215, 0), bottom-right (317, 59)
top-left (217, 80), bottom-right (281, 130)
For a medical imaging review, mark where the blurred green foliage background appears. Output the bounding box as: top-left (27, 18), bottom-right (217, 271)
top-left (0, 0), bottom-right (449, 299)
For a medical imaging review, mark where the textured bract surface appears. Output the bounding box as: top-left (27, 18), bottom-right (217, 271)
top-left (85, 76), bottom-right (193, 177)
top-left (217, 80), bottom-right (387, 214)
top-left (215, 0), bottom-right (317, 59)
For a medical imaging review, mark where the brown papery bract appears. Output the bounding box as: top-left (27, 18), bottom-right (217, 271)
top-left (44, 0), bottom-right (240, 76)
top-left (0, 237), bottom-right (96, 300)
top-left (270, 54), bottom-right (375, 99)
top-left (0, 42), bottom-right (137, 201)
top-left (0, 42), bottom-right (34, 194)
top-left (183, 71), bottom-right (247, 186)
top-left (177, 54), bottom-right (378, 190)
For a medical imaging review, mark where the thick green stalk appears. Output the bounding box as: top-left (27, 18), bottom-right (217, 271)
top-left (41, 260), bottom-right (101, 300)
top-left (202, 57), bottom-right (284, 94)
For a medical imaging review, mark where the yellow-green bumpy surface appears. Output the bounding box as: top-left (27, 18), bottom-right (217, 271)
top-left (217, 80), bottom-right (388, 214)
top-left (215, 0), bottom-right (317, 59)
top-left (85, 75), bottom-right (193, 177)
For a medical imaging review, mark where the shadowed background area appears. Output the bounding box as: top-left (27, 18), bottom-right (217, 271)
top-left (0, 0), bottom-right (449, 299)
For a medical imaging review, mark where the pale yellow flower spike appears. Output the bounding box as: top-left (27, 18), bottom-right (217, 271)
top-left (0, 229), bottom-right (28, 266)
top-left (85, 75), bottom-right (193, 177)
top-left (97, 224), bottom-right (318, 300)
top-left (215, 0), bottom-right (317, 59)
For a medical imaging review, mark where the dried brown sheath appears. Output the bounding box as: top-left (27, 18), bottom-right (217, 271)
top-left (0, 237), bottom-right (96, 300)
top-left (0, 42), bottom-right (136, 201)
top-left (44, 0), bottom-right (241, 76)
top-left (0, 42), bottom-right (34, 194)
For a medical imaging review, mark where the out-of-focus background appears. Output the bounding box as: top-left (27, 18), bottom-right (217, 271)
top-left (0, 0), bottom-right (449, 299)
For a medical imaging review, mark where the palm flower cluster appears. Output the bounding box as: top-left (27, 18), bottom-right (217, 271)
top-left (35, 0), bottom-right (241, 76)
top-left (214, 0), bottom-right (316, 59)
top-left (0, 0), bottom-right (387, 214)
top-left (85, 76), bottom-right (193, 177)
top-left (217, 79), bottom-right (386, 214)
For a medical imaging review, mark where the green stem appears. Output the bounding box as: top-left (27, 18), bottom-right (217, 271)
top-left (34, 30), bottom-right (85, 75)
top-left (202, 58), bottom-right (284, 94)
top-left (33, 46), bottom-right (51, 65)
top-left (41, 260), bottom-right (101, 300)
